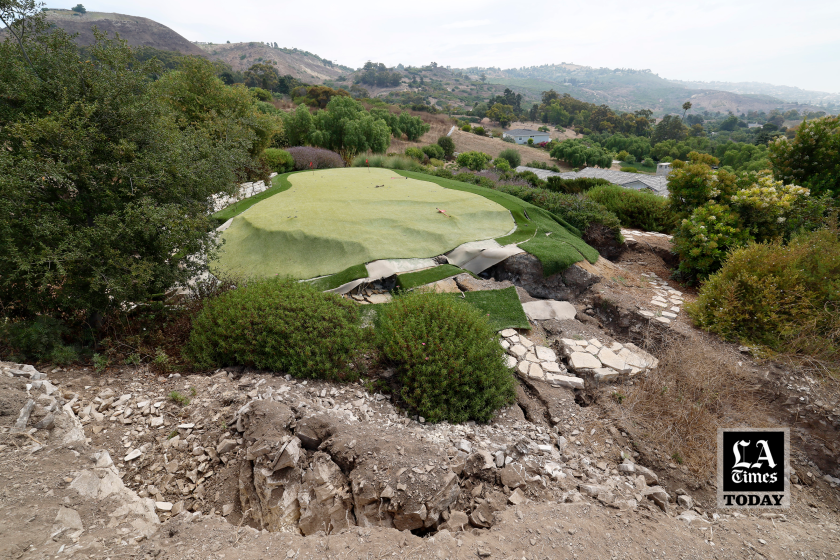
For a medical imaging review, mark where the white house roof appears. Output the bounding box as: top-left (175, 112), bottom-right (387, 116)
top-left (515, 166), bottom-right (670, 197)
top-left (504, 129), bottom-right (548, 136)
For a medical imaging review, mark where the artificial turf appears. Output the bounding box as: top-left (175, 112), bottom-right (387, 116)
top-left (457, 287), bottom-right (530, 331)
top-left (395, 264), bottom-right (470, 290)
top-left (214, 168), bottom-right (514, 280)
top-left (308, 263), bottom-right (369, 291)
top-left (211, 172), bottom-right (301, 226)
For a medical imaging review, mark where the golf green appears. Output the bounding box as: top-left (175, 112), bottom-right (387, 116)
top-left (215, 168), bottom-right (515, 279)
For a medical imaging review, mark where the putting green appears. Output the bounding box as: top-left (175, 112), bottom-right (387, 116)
top-left (215, 168), bottom-right (515, 279)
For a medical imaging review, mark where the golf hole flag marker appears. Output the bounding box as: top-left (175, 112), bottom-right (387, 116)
top-left (717, 427), bottom-right (790, 508)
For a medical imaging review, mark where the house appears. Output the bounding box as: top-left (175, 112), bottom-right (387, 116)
top-left (514, 165), bottom-right (671, 197)
top-left (502, 129), bottom-right (551, 145)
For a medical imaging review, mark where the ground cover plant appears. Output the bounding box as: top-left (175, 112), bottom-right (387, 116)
top-left (585, 184), bottom-right (677, 233)
top-left (686, 227), bottom-right (840, 364)
top-left (308, 263), bottom-right (369, 291)
top-left (185, 277), bottom-right (365, 380)
top-left (376, 291), bottom-right (516, 423)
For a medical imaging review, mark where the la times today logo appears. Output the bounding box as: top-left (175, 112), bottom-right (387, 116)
top-left (718, 428), bottom-right (790, 508)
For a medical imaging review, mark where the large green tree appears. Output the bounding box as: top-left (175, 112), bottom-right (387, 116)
top-left (309, 96), bottom-right (390, 160)
top-left (0, 25), bottom-right (248, 324)
top-left (769, 115), bottom-right (840, 197)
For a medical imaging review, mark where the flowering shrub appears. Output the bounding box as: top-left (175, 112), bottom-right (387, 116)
top-left (729, 174), bottom-right (813, 241)
top-left (376, 291), bottom-right (515, 423)
top-left (285, 146), bottom-right (344, 170)
top-left (673, 203), bottom-right (751, 280)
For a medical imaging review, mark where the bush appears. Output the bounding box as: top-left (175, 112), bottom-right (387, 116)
top-left (461, 124), bottom-right (472, 132)
top-left (251, 87), bottom-right (272, 102)
top-left (437, 136), bottom-right (455, 158)
top-left (516, 170), bottom-right (546, 188)
top-left (673, 203), bottom-right (751, 280)
top-left (545, 176), bottom-right (611, 194)
top-left (621, 166), bottom-right (638, 173)
top-left (0, 316), bottom-right (79, 364)
top-left (261, 148), bottom-right (294, 173)
top-left (616, 150), bottom-right (630, 162)
top-left (421, 144), bottom-right (445, 160)
top-left (687, 227), bottom-right (840, 361)
top-left (376, 292), bottom-right (516, 423)
top-left (404, 146), bottom-right (426, 161)
top-left (473, 126), bottom-right (486, 136)
top-left (497, 148), bottom-right (521, 169)
top-left (643, 157), bottom-right (655, 167)
top-left (455, 151), bottom-right (492, 171)
top-left (525, 161), bottom-right (562, 173)
top-left (351, 154), bottom-right (424, 171)
top-left (286, 146), bottom-right (345, 170)
top-left (185, 278), bottom-right (365, 380)
top-left (585, 185), bottom-right (678, 233)
top-left (502, 135), bottom-right (515, 144)
top-left (428, 158), bottom-right (444, 167)
top-left (494, 158), bottom-right (511, 172)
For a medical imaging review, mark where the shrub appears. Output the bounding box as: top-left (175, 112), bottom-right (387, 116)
top-left (404, 146), bottom-right (426, 161)
top-left (621, 166), bottom-right (638, 173)
top-left (0, 316), bottom-right (79, 364)
top-left (494, 158), bottom-right (511, 172)
top-left (502, 135), bottom-right (515, 143)
top-left (461, 124), bottom-right (472, 132)
top-left (437, 136), bottom-right (455, 158)
top-left (261, 148), bottom-right (294, 173)
top-left (286, 146), bottom-right (345, 170)
top-left (473, 126), bottom-right (486, 136)
top-left (585, 185), bottom-right (678, 233)
top-left (428, 158), bottom-right (444, 167)
top-left (421, 144), bottom-right (445, 160)
top-left (769, 115), bottom-right (840, 197)
top-left (643, 157), bottom-right (655, 167)
top-left (545, 176), bottom-right (610, 194)
top-left (455, 151), bottom-right (492, 171)
top-left (251, 87), bottom-right (272, 102)
top-left (525, 161), bottom-right (561, 173)
top-left (527, 138), bottom-right (534, 146)
top-left (376, 292), bottom-right (516, 423)
top-left (616, 150), bottom-right (630, 162)
top-left (673, 203), bottom-right (751, 280)
top-left (185, 277), bottom-right (365, 380)
top-left (687, 227), bottom-right (840, 361)
top-left (497, 148), bottom-right (521, 169)
top-left (516, 170), bottom-right (546, 188)
top-left (351, 154), bottom-right (424, 171)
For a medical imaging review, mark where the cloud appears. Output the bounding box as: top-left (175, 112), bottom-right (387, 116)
top-left (440, 19), bottom-right (491, 29)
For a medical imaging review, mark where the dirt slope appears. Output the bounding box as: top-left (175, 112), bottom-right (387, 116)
top-left (36, 10), bottom-right (206, 55)
top-left (200, 43), bottom-right (350, 83)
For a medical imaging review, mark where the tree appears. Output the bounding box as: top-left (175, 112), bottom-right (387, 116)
top-left (0, 28), bottom-right (249, 326)
top-left (309, 96), bottom-right (391, 160)
top-left (769, 115), bottom-right (840, 197)
top-left (71, 3), bottom-right (85, 13)
top-left (0, 0), bottom-right (47, 79)
top-left (437, 136), bottom-right (455, 158)
top-left (682, 101), bottom-right (692, 119)
top-left (480, 73), bottom-right (486, 83)
top-left (651, 115), bottom-right (689, 144)
top-left (244, 62), bottom-right (280, 91)
top-left (486, 103), bottom-right (515, 128)
top-left (283, 104), bottom-right (313, 146)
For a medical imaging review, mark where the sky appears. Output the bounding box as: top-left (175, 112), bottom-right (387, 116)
top-left (47, 0), bottom-right (840, 93)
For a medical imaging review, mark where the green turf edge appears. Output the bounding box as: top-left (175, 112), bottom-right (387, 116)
top-left (454, 287), bottom-right (530, 331)
top-left (211, 171), bottom-right (305, 226)
top-left (307, 263), bottom-right (369, 291)
top-left (395, 264), bottom-right (472, 290)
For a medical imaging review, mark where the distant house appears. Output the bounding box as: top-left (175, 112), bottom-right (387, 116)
top-left (503, 129), bottom-right (550, 145)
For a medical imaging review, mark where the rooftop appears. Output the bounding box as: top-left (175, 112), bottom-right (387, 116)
top-left (515, 166), bottom-right (670, 196)
top-left (504, 129), bottom-right (549, 136)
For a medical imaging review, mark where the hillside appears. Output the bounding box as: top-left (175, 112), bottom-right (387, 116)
top-left (37, 9), bottom-right (206, 56)
top-left (673, 79), bottom-right (840, 106)
top-left (198, 42), bottom-right (352, 83)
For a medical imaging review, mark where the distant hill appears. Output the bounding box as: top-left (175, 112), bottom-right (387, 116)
top-left (37, 10), bottom-right (206, 56)
top-left (198, 42), bottom-right (353, 83)
top-left (671, 79), bottom-right (840, 106)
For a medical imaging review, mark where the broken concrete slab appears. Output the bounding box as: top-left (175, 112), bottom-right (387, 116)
top-left (521, 300), bottom-right (577, 321)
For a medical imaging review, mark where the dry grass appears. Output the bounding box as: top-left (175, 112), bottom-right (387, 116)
top-left (615, 333), bottom-right (773, 480)
top-left (448, 130), bottom-right (571, 169)
top-left (505, 120), bottom-right (582, 142)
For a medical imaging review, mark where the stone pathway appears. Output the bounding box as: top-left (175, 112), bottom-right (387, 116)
top-left (498, 329), bottom-right (584, 390)
top-left (637, 272), bottom-right (684, 325)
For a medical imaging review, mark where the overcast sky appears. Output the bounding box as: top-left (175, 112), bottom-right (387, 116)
top-left (49, 0), bottom-right (840, 93)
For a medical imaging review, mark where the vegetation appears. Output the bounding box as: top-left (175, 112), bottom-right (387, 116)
top-left (376, 292), bottom-right (516, 423)
top-left (496, 148), bottom-right (522, 169)
top-left (437, 136), bottom-right (455, 158)
top-left (770, 115), bottom-right (840, 197)
top-left (585, 184), bottom-right (677, 232)
top-left (458, 287), bottom-right (530, 331)
top-left (356, 62), bottom-right (402, 88)
top-left (262, 148), bottom-right (294, 173)
top-left (185, 278), bottom-right (365, 380)
top-left (395, 265), bottom-right (465, 290)
top-left (545, 176), bottom-right (611, 194)
top-left (309, 96), bottom-right (391, 160)
top-left (286, 146), bottom-right (345, 169)
top-left (550, 139), bottom-right (612, 168)
top-left (351, 154), bottom-right (423, 171)
top-left (456, 151), bottom-right (492, 171)
top-left (687, 227), bottom-right (839, 363)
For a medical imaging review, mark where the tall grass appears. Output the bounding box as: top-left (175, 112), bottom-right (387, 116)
top-left (351, 154), bottom-right (425, 172)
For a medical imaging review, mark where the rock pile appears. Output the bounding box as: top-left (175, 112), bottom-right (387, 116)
top-left (499, 329), bottom-right (585, 389)
top-left (559, 338), bottom-right (658, 383)
top-left (637, 272), bottom-right (685, 325)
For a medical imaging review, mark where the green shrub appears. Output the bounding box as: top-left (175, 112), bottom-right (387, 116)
top-left (643, 157), bottom-right (655, 167)
top-left (456, 151), bottom-right (492, 171)
top-left (585, 185), bottom-right (677, 233)
top-left (545, 176), bottom-right (611, 194)
top-left (184, 277), bottom-right (365, 380)
top-left (428, 158), bottom-right (444, 167)
top-left (421, 144), bottom-right (445, 160)
top-left (687, 227), bottom-right (840, 360)
top-left (351, 154), bottom-right (424, 171)
top-left (473, 126), bottom-right (486, 136)
top-left (527, 138), bottom-right (534, 146)
top-left (497, 148), bottom-right (521, 169)
top-left (251, 87), bottom-right (272, 102)
top-left (405, 146), bottom-right (426, 161)
top-left (461, 124), bottom-right (472, 132)
top-left (494, 158), bottom-right (511, 172)
top-left (0, 316), bottom-right (79, 364)
top-left (437, 136), bottom-right (455, 158)
top-left (516, 170), bottom-right (546, 188)
top-left (621, 166), bottom-right (638, 173)
top-left (262, 148), bottom-right (294, 173)
top-left (673, 203), bottom-right (751, 280)
top-left (617, 150), bottom-right (630, 162)
top-left (376, 292), bottom-right (516, 423)
top-left (525, 161), bottom-right (561, 172)
top-left (502, 135), bottom-right (515, 143)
